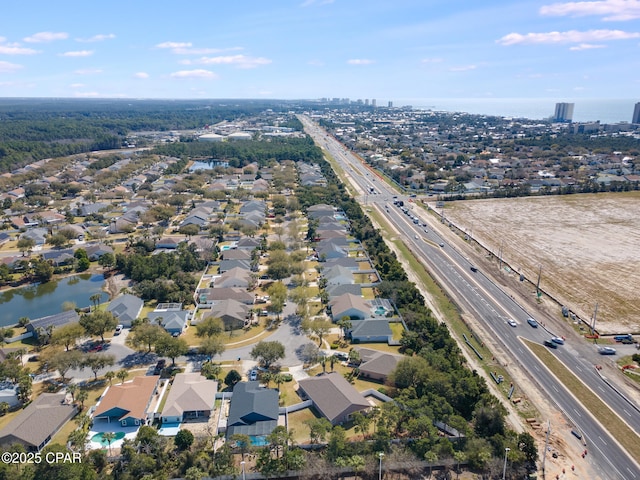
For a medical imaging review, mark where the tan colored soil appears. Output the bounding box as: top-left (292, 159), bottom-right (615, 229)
top-left (440, 192), bottom-right (640, 334)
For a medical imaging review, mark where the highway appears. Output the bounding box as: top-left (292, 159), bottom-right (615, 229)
top-left (300, 115), bottom-right (640, 480)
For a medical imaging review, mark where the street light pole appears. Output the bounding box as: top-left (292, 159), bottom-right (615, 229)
top-left (378, 452), bottom-right (384, 480)
top-left (241, 461), bottom-right (246, 480)
top-left (502, 447), bottom-right (510, 480)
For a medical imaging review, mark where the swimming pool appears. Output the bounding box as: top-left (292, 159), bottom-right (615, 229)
top-left (374, 307), bottom-right (387, 315)
top-left (91, 431), bottom-right (125, 446)
top-left (250, 435), bottom-right (269, 446)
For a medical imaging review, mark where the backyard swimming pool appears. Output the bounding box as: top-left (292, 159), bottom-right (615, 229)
top-left (91, 431), bottom-right (125, 446)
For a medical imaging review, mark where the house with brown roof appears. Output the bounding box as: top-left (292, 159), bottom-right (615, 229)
top-left (0, 393), bottom-right (77, 452)
top-left (161, 373), bottom-right (217, 423)
top-left (356, 348), bottom-right (403, 382)
top-left (297, 372), bottom-right (370, 426)
top-left (93, 375), bottom-right (159, 427)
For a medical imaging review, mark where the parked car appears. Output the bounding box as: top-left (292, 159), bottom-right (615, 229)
top-left (114, 325), bottom-right (123, 335)
top-left (527, 318), bottom-right (538, 328)
top-left (249, 369), bottom-right (258, 381)
top-left (154, 359), bottom-right (166, 375)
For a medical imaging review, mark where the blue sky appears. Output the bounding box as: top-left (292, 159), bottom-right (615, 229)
top-left (0, 0), bottom-right (638, 101)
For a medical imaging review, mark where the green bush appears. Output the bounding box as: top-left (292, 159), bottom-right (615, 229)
top-left (282, 374), bottom-right (293, 382)
top-left (330, 342), bottom-right (340, 349)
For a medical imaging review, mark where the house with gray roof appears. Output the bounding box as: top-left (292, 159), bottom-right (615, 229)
top-left (221, 249), bottom-right (251, 261)
top-left (202, 299), bottom-right (249, 330)
top-left (20, 228), bottom-right (48, 246)
top-left (215, 267), bottom-right (252, 288)
top-left (297, 372), bottom-right (370, 426)
top-left (0, 393), bottom-right (77, 452)
top-left (161, 373), bottom-right (217, 423)
top-left (326, 283), bottom-right (363, 299)
top-left (147, 305), bottom-right (190, 335)
top-left (107, 294), bottom-right (144, 328)
top-left (26, 310), bottom-right (80, 339)
top-left (356, 348), bottom-right (403, 382)
top-left (218, 259), bottom-right (250, 274)
top-left (42, 249), bottom-right (75, 267)
top-left (198, 288), bottom-right (254, 306)
top-left (84, 243), bottom-right (114, 261)
top-left (329, 293), bottom-right (371, 321)
top-left (324, 265), bottom-right (354, 286)
top-left (226, 381), bottom-right (279, 438)
top-left (349, 319), bottom-right (392, 343)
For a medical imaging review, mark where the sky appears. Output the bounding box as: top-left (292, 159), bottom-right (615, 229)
top-left (0, 0), bottom-right (639, 101)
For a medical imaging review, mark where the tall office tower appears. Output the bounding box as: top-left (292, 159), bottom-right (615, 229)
top-left (388, 101), bottom-right (393, 108)
top-left (554, 102), bottom-right (574, 122)
top-left (633, 102), bottom-right (640, 124)
top-left (364, 99), bottom-right (369, 106)
top-left (371, 99), bottom-right (376, 107)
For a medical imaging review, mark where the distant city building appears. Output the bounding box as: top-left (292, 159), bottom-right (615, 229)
top-left (371, 99), bottom-right (376, 107)
top-left (554, 102), bottom-right (574, 122)
top-left (388, 101), bottom-right (393, 108)
top-left (364, 99), bottom-right (369, 106)
top-left (632, 102), bottom-right (640, 124)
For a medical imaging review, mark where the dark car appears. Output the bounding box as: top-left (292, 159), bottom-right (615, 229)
top-left (527, 318), bottom-right (539, 328)
top-left (543, 340), bottom-right (558, 349)
top-left (154, 359), bottom-right (166, 375)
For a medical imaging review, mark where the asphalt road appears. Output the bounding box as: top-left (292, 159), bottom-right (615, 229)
top-left (299, 115), bottom-right (640, 480)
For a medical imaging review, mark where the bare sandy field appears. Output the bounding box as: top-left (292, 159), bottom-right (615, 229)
top-left (443, 192), bottom-right (640, 334)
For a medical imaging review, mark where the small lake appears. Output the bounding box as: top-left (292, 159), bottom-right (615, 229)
top-left (0, 274), bottom-right (109, 328)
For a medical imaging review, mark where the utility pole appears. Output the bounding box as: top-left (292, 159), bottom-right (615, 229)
top-left (591, 303), bottom-right (598, 336)
top-left (541, 420), bottom-right (551, 477)
top-left (498, 241), bottom-right (504, 272)
top-left (536, 264), bottom-right (542, 298)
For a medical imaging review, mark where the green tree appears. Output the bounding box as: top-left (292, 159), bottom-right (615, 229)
top-left (102, 431), bottom-right (116, 457)
top-left (47, 350), bottom-right (84, 383)
top-left (127, 323), bottom-right (167, 352)
top-left (199, 335), bottom-right (225, 359)
top-left (301, 318), bottom-right (331, 347)
top-left (224, 369), bottom-right (242, 388)
top-left (82, 353), bottom-right (115, 381)
top-left (304, 417), bottom-right (332, 444)
top-left (200, 362), bottom-right (222, 380)
top-left (17, 237), bottom-right (35, 256)
top-left (50, 322), bottom-right (84, 351)
top-left (195, 316), bottom-right (224, 338)
top-left (76, 388), bottom-right (88, 409)
top-left (104, 370), bottom-right (116, 385)
top-left (89, 293), bottom-right (102, 312)
top-left (155, 335), bottom-right (189, 365)
top-left (175, 429), bottom-right (195, 451)
top-left (250, 340), bottom-right (285, 368)
top-left (79, 311), bottom-right (118, 342)
top-left (117, 368), bottom-right (128, 384)
top-left (32, 257), bottom-right (54, 282)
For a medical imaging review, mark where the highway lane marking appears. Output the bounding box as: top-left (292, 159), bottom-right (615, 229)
top-left (599, 435), bottom-right (607, 446)
top-left (598, 386), bottom-right (605, 393)
top-left (624, 409), bottom-right (631, 417)
top-left (573, 408), bottom-right (582, 418)
top-left (552, 385), bottom-right (559, 393)
top-left (518, 348), bottom-right (524, 354)
top-left (576, 366), bottom-right (582, 372)
top-left (626, 467), bottom-right (637, 478)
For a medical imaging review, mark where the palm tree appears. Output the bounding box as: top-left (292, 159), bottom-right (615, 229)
top-left (67, 384), bottom-right (78, 402)
top-left (273, 373), bottom-right (286, 391)
top-left (89, 294), bottom-right (102, 312)
top-left (104, 370), bottom-right (115, 385)
top-left (117, 369), bottom-right (128, 384)
top-left (75, 412), bottom-right (91, 431)
top-left (68, 429), bottom-right (88, 454)
top-left (102, 431), bottom-right (116, 457)
top-left (76, 389), bottom-right (88, 410)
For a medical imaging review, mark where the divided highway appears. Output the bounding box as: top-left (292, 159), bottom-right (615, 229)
top-left (300, 115), bottom-right (640, 480)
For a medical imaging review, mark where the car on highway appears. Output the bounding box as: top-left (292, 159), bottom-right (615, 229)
top-left (544, 340), bottom-right (558, 349)
top-left (507, 319), bottom-right (517, 327)
top-left (414, 235), bottom-right (419, 239)
top-left (439, 243), bottom-right (445, 247)
top-left (551, 336), bottom-right (565, 345)
top-left (527, 318), bottom-right (539, 328)
top-left (598, 346), bottom-right (616, 355)
top-left (470, 265), bottom-right (478, 272)
top-left (249, 369), bottom-right (258, 381)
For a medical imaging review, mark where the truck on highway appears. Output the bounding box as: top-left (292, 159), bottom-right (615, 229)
top-left (614, 334), bottom-right (633, 342)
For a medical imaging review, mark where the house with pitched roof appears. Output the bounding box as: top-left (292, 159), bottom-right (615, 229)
top-left (26, 310), bottom-right (80, 339)
top-left (226, 381), bottom-right (279, 439)
top-left (147, 304), bottom-right (190, 335)
top-left (215, 267), bottom-right (252, 288)
top-left (356, 348), bottom-right (403, 382)
top-left (198, 287), bottom-right (254, 306)
top-left (107, 294), bottom-right (144, 328)
top-left (297, 373), bottom-right (370, 426)
top-left (93, 375), bottom-right (159, 427)
top-left (349, 319), bottom-right (393, 343)
top-left (202, 299), bottom-right (249, 330)
top-left (0, 393), bottom-right (77, 452)
top-left (329, 293), bottom-right (371, 321)
top-left (161, 373), bottom-right (217, 423)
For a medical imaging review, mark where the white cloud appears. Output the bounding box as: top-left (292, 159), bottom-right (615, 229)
top-left (307, 59), bottom-right (325, 66)
top-left (570, 42), bottom-right (606, 49)
top-left (24, 31), bottom-right (68, 43)
top-left (134, 72), bottom-right (149, 78)
top-left (421, 57), bottom-right (444, 64)
top-left (0, 42), bottom-right (39, 55)
top-left (449, 64), bottom-right (477, 71)
top-left (497, 29), bottom-right (640, 45)
top-left (181, 54), bottom-right (271, 68)
top-left (0, 60), bottom-right (22, 73)
top-left (170, 69), bottom-right (218, 79)
top-left (156, 41), bottom-right (192, 49)
top-left (347, 59), bottom-right (375, 65)
top-left (74, 68), bottom-right (103, 75)
top-left (540, 0), bottom-right (640, 21)
top-left (77, 33), bottom-right (116, 42)
top-left (70, 83), bottom-right (85, 88)
top-left (60, 50), bottom-right (94, 57)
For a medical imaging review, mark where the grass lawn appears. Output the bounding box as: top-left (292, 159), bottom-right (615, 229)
top-left (525, 339), bottom-right (640, 464)
top-left (353, 342), bottom-right (402, 355)
top-left (389, 322), bottom-right (405, 342)
top-left (50, 410), bottom-right (84, 446)
top-left (287, 408), bottom-right (320, 444)
top-left (361, 287), bottom-right (375, 300)
top-left (358, 261), bottom-right (373, 271)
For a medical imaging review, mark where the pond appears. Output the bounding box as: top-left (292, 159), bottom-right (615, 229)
top-left (0, 274), bottom-right (108, 328)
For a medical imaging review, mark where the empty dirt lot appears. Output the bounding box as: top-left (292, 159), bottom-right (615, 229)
top-left (442, 191), bottom-right (640, 334)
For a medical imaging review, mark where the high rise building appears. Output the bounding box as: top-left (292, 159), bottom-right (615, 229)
top-left (554, 102), bottom-right (574, 122)
top-left (388, 101), bottom-right (393, 108)
top-left (371, 99), bottom-right (376, 107)
top-left (632, 102), bottom-right (640, 124)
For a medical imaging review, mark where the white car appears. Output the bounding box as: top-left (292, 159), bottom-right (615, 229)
top-left (507, 319), bottom-right (517, 327)
top-left (249, 369), bottom-right (258, 381)
top-left (114, 325), bottom-right (123, 335)
top-left (551, 336), bottom-right (565, 345)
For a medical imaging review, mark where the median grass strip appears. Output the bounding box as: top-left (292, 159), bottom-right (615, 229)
top-left (525, 339), bottom-right (640, 463)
